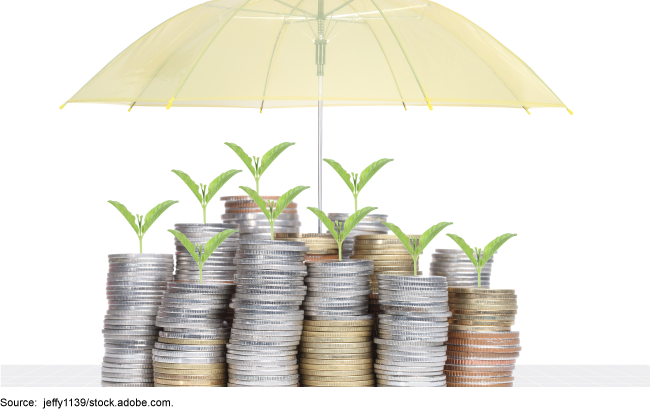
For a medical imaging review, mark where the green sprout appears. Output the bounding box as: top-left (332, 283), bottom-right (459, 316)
top-left (239, 185), bottom-right (309, 239)
top-left (383, 222), bottom-right (454, 276)
top-left (323, 158), bottom-right (393, 212)
top-left (308, 206), bottom-right (378, 260)
top-left (225, 142), bottom-right (295, 194)
top-left (446, 233), bottom-right (518, 287)
top-left (108, 200), bottom-right (178, 253)
top-left (171, 169), bottom-right (241, 223)
top-left (168, 229), bottom-right (238, 283)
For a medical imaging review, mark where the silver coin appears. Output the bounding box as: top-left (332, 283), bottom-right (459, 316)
top-left (153, 356), bottom-right (226, 364)
top-left (221, 213), bottom-right (299, 220)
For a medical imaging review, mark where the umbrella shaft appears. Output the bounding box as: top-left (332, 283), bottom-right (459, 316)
top-left (318, 76), bottom-right (323, 234)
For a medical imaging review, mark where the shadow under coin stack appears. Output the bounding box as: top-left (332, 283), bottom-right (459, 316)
top-left (430, 249), bottom-right (494, 288)
top-left (444, 287), bottom-right (520, 387)
top-left (221, 196), bottom-right (300, 240)
top-left (300, 260), bottom-right (375, 387)
top-left (374, 276), bottom-right (450, 387)
top-left (228, 240), bottom-right (308, 387)
top-left (276, 233), bottom-right (339, 262)
top-left (153, 282), bottom-right (235, 387)
top-left (173, 223), bottom-right (240, 283)
top-left (103, 254), bottom-right (174, 387)
top-left (327, 214), bottom-right (389, 259)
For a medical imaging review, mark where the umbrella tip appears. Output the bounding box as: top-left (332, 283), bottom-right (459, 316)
top-left (166, 97), bottom-right (175, 110)
top-left (59, 102), bottom-right (67, 110)
top-left (567, 108), bottom-right (573, 115)
top-left (523, 106), bottom-right (531, 115)
top-left (128, 102), bottom-right (136, 112)
top-left (402, 102), bottom-right (407, 111)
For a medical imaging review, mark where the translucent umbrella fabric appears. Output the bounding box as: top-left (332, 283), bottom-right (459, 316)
top-left (63, 0), bottom-right (569, 112)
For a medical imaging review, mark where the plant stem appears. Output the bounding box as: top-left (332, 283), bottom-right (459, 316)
top-left (270, 221), bottom-right (274, 240)
top-left (199, 265), bottom-right (203, 284)
top-left (338, 242), bottom-right (342, 261)
top-left (478, 268), bottom-right (481, 288)
top-left (203, 206), bottom-right (206, 224)
top-left (256, 178), bottom-right (259, 195)
top-left (413, 255), bottom-right (417, 277)
top-left (354, 195), bottom-right (358, 213)
top-left (139, 236), bottom-right (143, 254)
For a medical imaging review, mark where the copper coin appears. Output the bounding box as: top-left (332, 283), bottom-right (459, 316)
top-left (447, 338), bottom-right (520, 346)
top-left (444, 370), bottom-right (513, 377)
top-left (225, 201), bottom-right (297, 209)
top-left (446, 359), bottom-right (517, 366)
top-left (444, 364), bottom-right (515, 373)
top-left (447, 351), bottom-right (520, 359)
top-left (448, 331), bottom-right (519, 339)
top-left (447, 382), bottom-right (513, 387)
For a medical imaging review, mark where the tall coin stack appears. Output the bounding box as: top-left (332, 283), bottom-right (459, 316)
top-left (351, 234), bottom-right (422, 346)
top-left (444, 287), bottom-right (520, 387)
top-left (103, 254), bottom-right (174, 387)
top-left (173, 223), bottom-right (240, 283)
top-left (374, 276), bottom-right (450, 387)
top-left (153, 282), bottom-right (235, 387)
top-left (300, 260), bottom-right (375, 387)
top-left (221, 196), bottom-right (300, 240)
top-left (227, 240), bottom-right (308, 387)
top-left (327, 214), bottom-right (389, 259)
top-left (276, 233), bottom-right (339, 262)
top-left (430, 249), bottom-right (494, 288)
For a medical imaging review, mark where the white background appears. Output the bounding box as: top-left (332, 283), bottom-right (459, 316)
top-left (1, 0), bottom-right (648, 366)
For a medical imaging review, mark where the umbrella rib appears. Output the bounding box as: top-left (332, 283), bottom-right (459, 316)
top-left (363, 21), bottom-right (407, 109)
top-left (166, 0), bottom-right (252, 109)
top-left (325, 0), bottom-right (356, 17)
top-left (273, 0), bottom-right (316, 18)
top-left (367, 0), bottom-right (432, 110)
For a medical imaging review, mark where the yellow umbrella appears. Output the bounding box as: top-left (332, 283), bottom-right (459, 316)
top-left (61, 0), bottom-right (571, 229)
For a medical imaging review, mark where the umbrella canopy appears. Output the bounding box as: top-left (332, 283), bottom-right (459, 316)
top-left (62, 0), bottom-right (570, 113)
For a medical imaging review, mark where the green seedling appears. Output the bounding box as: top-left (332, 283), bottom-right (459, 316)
top-left (168, 229), bottom-right (238, 283)
top-left (171, 169), bottom-right (242, 223)
top-left (240, 185), bottom-right (309, 239)
top-left (108, 200), bottom-right (178, 253)
top-left (383, 222), bottom-right (454, 276)
top-left (225, 142), bottom-right (295, 194)
top-left (308, 206), bottom-right (378, 261)
top-left (446, 233), bottom-right (518, 287)
top-left (323, 158), bottom-right (393, 212)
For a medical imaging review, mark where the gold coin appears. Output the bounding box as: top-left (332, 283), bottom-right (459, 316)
top-left (299, 347), bottom-right (373, 354)
top-left (302, 326), bottom-right (373, 332)
top-left (153, 362), bottom-right (227, 370)
top-left (153, 378), bottom-right (225, 386)
top-left (447, 288), bottom-right (515, 295)
top-left (300, 342), bottom-right (372, 349)
top-left (371, 260), bottom-right (415, 266)
top-left (355, 239), bottom-right (405, 245)
top-left (301, 336), bottom-right (371, 343)
top-left (354, 249), bottom-right (411, 255)
top-left (154, 372), bottom-right (225, 380)
top-left (301, 331), bottom-right (372, 338)
top-left (153, 367), bottom-right (227, 375)
top-left (449, 293), bottom-right (517, 300)
top-left (306, 249), bottom-right (339, 255)
top-left (449, 298), bottom-right (517, 306)
top-left (300, 379), bottom-right (375, 387)
top-left (158, 337), bottom-right (227, 345)
top-left (449, 319), bottom-right (515, 326)
top-left (451, 309), bottom-right (518, 315)
top-left (449, 325), bottom-right (512, 332)
top-left (354, 244), bottom-right (409, 250)
top-left (449, 304), bottom-right (518, 311)
top-left (299, 363), bottom-right (373, 371)
top-left (452, 314), bottom-right (516, 321)
top-left (300, 354), bottom-right (373, 361)
top-left (300, 358), bottom-right (373, 365)
top-left (373, 271), bottom-right (415, 276)
top-left (301, 374), bottom-right (375, 381)
top-left (350, 254), bottom-right (413, 260)
top-left (300, 369), bottom-right (374, 376)
top-left (303, 320), bottom-right (373, 327)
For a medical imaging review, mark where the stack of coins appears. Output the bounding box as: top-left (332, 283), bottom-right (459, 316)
top-left (227, 240), bottom-right (308, 387)
top-left (102, 254), bottom-right (174, 387)
top-left (327, 214), bottom-right (389, 259)
top-left (374, 276), bottom-right (450, 387)
top-left (430, 249), bottom-right (494, 288)
top-left (444, 287), bottom-right (520, 387)
top-left (173, 223), bottom-right (240, 283)
top-left (221, 196), bottom-right (300, 240)
top-left (153, 282), bottom-right (235, 387)
top-left (276, 233), bottom-right (339, 262)
top-left (300, 260), bottom-right (375, 387)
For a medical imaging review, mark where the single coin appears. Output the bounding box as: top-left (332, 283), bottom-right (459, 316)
top-left (300, 374), bottom-right (374, 381)
top-left (300, 379), bottom-right (375, 387)
top-left (447, 288), bottom-right (514, 295)
top-left (299, 369), bottom-right (374, 377)
top-left (153, 378), bottom-right (225, 386)
top-left (303, 320), bottom-right (373, 327)
top-left (300, 357), bottom-right (373, 364)
top-left (350, 254), bottom-right (414, 260)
